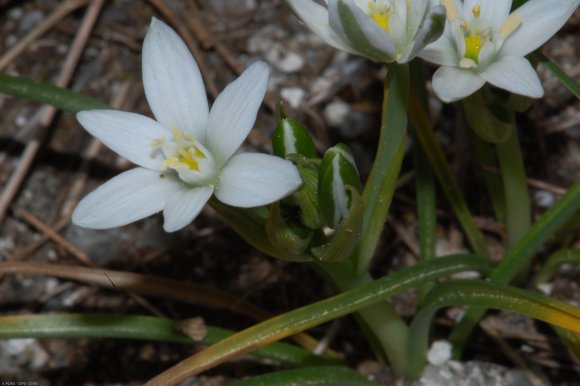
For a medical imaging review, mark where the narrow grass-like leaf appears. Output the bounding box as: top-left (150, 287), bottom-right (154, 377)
top-left (450, 181), bottom-right (580, 354)
top-left (0, 73), bottom-right (109, 112)
top-left (532, 52), bottom-right (580, 100)
top-left (229, 366), bottom-right (374, 386)
top-left (410, 60), bottom-right (437, 305)
top-left (533, 248), bottom-right (580, 285)
top-left (409, 87), bottom-right (490, 259)
top-left (0, 261), bottom-right (334, 358)
top-left (0, 314), bottom-right (329, 367)
top-left (144, 255), bottom-right (492, 386)
top-left (406, 280), bottom-right (580, 379)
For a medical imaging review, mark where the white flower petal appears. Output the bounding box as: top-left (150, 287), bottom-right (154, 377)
top-left (479, 0), bottom-right (512, 30)
top-left (432, 66), bottom-right (485, 102)
top-left (329, 0), bottom-right (396, 61)
top-left (285, 0), bottom-right (353, 52)
top-left (215, 153), bottom-right (302, 208)
top-left (142, 18), bottom-right (209, 142)
top-left (419, 27), bottom-right (459, 66)
top-left (206, 61), bottom-right (269, 166)
top-left (77, 110), bottom-right (168, 171)
top-left (72, 168), bottom-right (179, 229)
top-left (480, 55), bottom-right (544, 98)
top-left (162, 186), bottom-right (214, 232)
top-left (404, 4), bottom-right (447, 62)
top-left (501, 0), bottom-right (580, 57)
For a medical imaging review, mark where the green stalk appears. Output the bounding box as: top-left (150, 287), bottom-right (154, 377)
top-left (409, 60), bottom-right (437, 304)
top-left (449, 181), bottom-right (580, 356)
top-left (316, 260), bottom-right (409, 376)
top-left (496, 128), bottom-right (531, 247)
top-left (473, 136), bottom-right (507, 224)
top-left (354, 63), bottom-right (409, 273)
top-left (408, 87), bottom-right (489, 259)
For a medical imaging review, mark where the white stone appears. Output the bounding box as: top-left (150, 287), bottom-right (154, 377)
top-left (427, 340), bottom-right (452, 366)
top-left (323, 100), bottom-right (350, 127)
top-left (280, 87), bottom-right (305, 109)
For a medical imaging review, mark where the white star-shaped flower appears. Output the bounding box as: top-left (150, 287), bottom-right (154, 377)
top-left (285, 0), bottom-right (446, 63)
top-left (72, 18), bottom-right (302, 232)
top-left (420, 0), bottom-right (579, 102)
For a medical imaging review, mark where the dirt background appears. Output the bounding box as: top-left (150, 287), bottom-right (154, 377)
top-left (0, 0), bottom-right (579, 385)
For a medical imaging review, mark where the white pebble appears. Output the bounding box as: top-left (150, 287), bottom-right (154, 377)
top-left (427, 340), bottom-right (452, 366)
top-left (534, 190), bottom-right (554, 208)
top-left (280, 87), bottom-right (305, 109)
top-left (323, 100), bottom-right (350, 127)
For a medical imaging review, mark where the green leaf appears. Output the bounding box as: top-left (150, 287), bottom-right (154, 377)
top-left (532, 52), bottom-right (580, 100)
top-left (533, 248), bottom-right (580, 285)
top-left (229, 366), bottom-right (375, 386)
top-left (0, 314), bottom-right (330, 367)
top-left (450, 181), bottom-right (580, 354)
top-left (0, 73), bottom-right (109, 112)
top-left (406, 280), bottom-right (580, 379)
top-left (143, 255), bottom-right (492, 386)
top-left (409, 85), bottom-right (490, 259)
top-left (461, 90), bottom-right (513, 144)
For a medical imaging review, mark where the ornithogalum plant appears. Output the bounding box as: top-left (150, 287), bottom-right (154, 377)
top-left (1, 3), bottom-right (580, 386)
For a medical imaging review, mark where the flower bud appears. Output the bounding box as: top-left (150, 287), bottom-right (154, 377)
top-left (272, 116), bottom-right (317, 159)
top-left (318, 144), bottom-right (362, 229)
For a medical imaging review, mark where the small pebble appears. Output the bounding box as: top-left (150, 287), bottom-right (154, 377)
top-left (534, 190), bottom-right (554, 208)
top-left (323, 100), bottom-right (350, 127)
top-left (427, 340), bottom-right (452, 366)
top-left (280, 87), bottom-right (305, 109)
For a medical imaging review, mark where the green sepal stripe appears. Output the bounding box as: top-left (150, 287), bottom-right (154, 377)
top-left (272, 117), bottom-right (317, 158)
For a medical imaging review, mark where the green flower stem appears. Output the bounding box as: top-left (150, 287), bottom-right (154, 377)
top-left (496, 128), bottom-right (531, 247)
top-left (473, 136), bottom-right (507, 224)
top-left (354, 63), bottom-right (409, 273)
top-left (410, 60), bottom-right (437, 305)
top-left (408, 87), bottom-right (490, 259)
top-left (316, 261), bottom-right (409, 376)
top-left (449, 180), bottom-right (580, 357)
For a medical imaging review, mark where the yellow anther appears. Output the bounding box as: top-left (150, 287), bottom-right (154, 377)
top-left (193, 146), bottom-right (206, 159)
top-left (150, 136), bottom-right (166, 148)
top-left (171, 127), bottom-right (182, 141)
top-left (472, 5), bottom-right (481, 18)
top-left (460, 20), bottom-right (468, 31)
top-left (368, 2), bottom-right (390, 31)
top-left (499, 13), bottom-right (522, 39)
top-left (441, 0), bottom-right (458, 21)
top-left (162, 157), bottom-right (179, 170)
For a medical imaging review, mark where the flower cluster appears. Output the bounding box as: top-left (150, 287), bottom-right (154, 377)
top-left (73, 19), bottom-right (302, 232)
top-left (288, 0), bottom-right (579, 102)
top-left (285, 0), bottom-right (446, 63)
